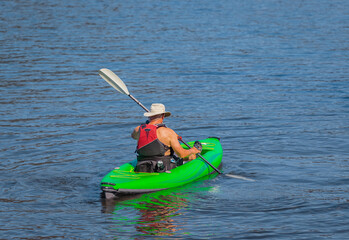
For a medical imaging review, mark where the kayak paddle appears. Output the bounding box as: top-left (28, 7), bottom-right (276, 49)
top-left (98, 68), bottom-right (223, 175)
top-left (99, 68), bottom-right (149, 112)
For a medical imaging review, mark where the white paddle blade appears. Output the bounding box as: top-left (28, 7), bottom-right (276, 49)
top-left (99, 68), bottom-right (129, 95)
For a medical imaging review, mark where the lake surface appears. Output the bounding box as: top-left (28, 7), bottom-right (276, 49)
top-left (1, 0), bottom-right (348, 239)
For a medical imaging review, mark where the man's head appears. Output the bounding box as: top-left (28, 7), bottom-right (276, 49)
top-left (144, 103), bottom-right (171, 119)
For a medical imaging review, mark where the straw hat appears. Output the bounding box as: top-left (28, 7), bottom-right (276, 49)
top-left (144, 103), bottom-right (171, 118)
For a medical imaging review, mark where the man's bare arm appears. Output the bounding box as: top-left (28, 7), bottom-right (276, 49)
top-left (167, 129), bottom-right (200, 158)
top-left (131, 126), bottom-right (140, 140)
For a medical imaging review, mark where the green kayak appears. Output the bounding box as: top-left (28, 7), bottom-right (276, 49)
top-left (101, 137), bottom-right (223, 198)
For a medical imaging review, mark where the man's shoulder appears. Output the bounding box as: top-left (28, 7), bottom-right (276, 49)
top-left (158, 126), bottom-right (176, 137)
top-left (158, 125), bottom-right (174, 132)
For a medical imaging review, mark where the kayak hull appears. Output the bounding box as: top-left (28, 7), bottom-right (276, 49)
top-left (100, 137), bottom-right (222, 198)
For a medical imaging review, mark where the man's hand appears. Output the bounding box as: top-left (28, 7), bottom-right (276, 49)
top-left (186, 146), bottom-right (201, 161)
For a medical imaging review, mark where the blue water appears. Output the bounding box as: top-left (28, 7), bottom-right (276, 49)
top-left (1, 0), bottom-right (348, 239)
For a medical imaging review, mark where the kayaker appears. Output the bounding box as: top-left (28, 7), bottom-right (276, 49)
top-left (131, 103), bottom-right (202, 173)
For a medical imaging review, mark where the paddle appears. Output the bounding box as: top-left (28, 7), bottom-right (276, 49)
top-left (98, 68), bottom-right (149, 112)
top-left (98, 68), bottom-right (223, 175)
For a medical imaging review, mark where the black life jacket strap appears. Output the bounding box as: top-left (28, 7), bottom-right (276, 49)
top-left (137, 155), bottom-right (172, 162)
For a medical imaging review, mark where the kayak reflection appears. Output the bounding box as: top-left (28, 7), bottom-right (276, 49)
top-left (136, 193), bottom-right (187, 236)
top-left (101, 190), bottom-right (188, 236)
top-left (101, 173), bottom-right (219, 237)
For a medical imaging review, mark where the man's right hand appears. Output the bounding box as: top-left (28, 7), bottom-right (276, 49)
top-left (187, 147), bottom-right (201, 160)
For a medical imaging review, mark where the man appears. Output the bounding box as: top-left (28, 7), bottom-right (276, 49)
top-left (131, 103), bottom-right (201, 173)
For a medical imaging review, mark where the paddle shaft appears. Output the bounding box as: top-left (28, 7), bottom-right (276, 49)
top-left (128, 94), bottom-right (149, 112)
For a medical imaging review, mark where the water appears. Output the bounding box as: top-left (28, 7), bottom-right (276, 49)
top-left (1, 0), bottom-right (348, 239)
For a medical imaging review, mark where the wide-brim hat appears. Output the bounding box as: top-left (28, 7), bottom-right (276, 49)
top-left (144, 103), bottom-right (171, 118)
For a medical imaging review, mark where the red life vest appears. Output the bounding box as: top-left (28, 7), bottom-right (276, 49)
top-left (136, 124), bottom-right (172, 158)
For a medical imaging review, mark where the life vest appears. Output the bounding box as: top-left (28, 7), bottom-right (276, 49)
top-left (136, 123), bottom-right (172, 158)
top-left (135, 124), bottom-right (175, 172)
top-left (135, 124), bottom-right (176, 172)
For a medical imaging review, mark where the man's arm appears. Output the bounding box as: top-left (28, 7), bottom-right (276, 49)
top-left (167, 129), bottom-right (200, 158)
top-left (131, 126), bottom-right (140, 140)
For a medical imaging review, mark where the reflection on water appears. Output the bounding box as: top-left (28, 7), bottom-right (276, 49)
top-left (136, 193), bottom-right (187, 236)
top-left (101, 175), bottom-right (219, 237)
top-left (102, 191), bottom-right (188, 236)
